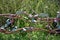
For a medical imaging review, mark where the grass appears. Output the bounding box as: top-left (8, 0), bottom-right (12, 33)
top-left (0, 0), bottom-right (60, 40)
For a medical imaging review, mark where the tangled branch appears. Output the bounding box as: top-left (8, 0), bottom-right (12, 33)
top-left (0, 27), bottom-right (59, 34)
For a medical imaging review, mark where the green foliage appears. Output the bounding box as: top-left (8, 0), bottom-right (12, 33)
top-left (0, 0), bottom-right (60, 40)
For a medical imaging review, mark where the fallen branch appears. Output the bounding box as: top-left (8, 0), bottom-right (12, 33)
top-left (0, 27), bottom-right (59, 34)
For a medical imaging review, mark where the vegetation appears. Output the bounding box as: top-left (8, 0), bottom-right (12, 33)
top-left (0, 0), bottom-right (60, 40)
